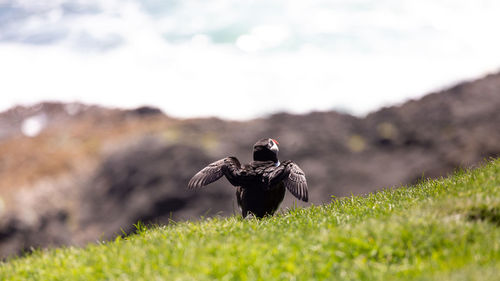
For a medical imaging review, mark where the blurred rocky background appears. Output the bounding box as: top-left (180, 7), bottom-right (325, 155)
top-left (0, 72), bottom-right (499, 258)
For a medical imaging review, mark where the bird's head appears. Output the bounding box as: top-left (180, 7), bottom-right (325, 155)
top-left (253, 138), bottom-right (279, 162)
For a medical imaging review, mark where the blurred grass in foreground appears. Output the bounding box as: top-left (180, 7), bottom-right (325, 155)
top-left (1, 158), bottom-right (499, 281)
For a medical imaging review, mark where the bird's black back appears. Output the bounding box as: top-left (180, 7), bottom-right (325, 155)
top-left (238, 161), bottom-right (279, 183)
top-left (235, 161), bottom-right (287, 218)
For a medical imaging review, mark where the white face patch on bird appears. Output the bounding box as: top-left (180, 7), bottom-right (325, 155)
top-left (269, 139), bottom-right (279, 153)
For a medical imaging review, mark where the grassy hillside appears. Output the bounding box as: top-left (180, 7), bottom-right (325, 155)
top-left (1, 159), bottom-right (499, 281)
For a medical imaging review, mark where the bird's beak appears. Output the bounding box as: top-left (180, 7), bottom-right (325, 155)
top-left (270, 139), bottom-right (279, 152)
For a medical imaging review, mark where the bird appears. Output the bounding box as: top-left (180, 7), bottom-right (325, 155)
top-left (188, 138), bottom-right (308, 218)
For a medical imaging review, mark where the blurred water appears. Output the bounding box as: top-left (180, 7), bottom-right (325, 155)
top-left (1, 0), bottom-right (500, 119)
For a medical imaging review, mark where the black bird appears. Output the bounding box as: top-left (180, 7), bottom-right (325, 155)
top-left (188, 138), bottom-right (308, 218)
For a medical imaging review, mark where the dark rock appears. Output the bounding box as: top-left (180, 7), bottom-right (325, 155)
top-left (0, 210), bottom-right (71, 259)
top-left (77, 138), bottom-right (234, 240)
top-left (128, 106), bottom-right (163, 116)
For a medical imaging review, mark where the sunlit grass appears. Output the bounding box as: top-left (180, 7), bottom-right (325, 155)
top-left (1, 159), bottom-right (499, 281)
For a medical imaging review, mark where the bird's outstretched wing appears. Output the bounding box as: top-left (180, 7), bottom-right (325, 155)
top-left (274, 161), bottom-right (308, 202)
top-left (187, 157), bottom-right (241, 189)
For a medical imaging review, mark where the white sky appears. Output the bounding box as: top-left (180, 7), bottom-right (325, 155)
top-left (1, 0), bottom-right (500, 120)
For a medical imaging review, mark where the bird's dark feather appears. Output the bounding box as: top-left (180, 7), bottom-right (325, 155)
top-left (189, 158), bottom-right (308, 202)
top-left (281, 161), bottom-right (308, 202)
top-left (187, 138), bottom-right (309, 218)
top-left (187, 157), bottom-right (241, 189)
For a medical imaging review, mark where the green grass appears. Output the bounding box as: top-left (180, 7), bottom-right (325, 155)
top-left (2, 159), bottom-right (500, 281)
